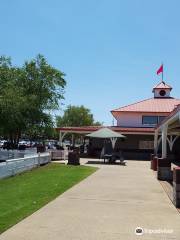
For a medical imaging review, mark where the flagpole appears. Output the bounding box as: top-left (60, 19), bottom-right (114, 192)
top-left (162, 63), bottom-right (164, 82)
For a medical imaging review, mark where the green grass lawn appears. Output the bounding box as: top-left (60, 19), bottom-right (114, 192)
top-left (0, 163), bottom-right (97, 233)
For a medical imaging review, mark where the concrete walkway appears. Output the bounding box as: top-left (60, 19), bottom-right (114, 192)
top-left (1, 159), bottom-right (180, 240)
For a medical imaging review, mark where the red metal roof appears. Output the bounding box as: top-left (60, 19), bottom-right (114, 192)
top-left (56, 126), bottom-right (154, 134)
top-left (111, 98), bottom-right (180, 115)
top-left (56, 126), bottom-right (102, 132)
top-left (152, 81), bottom-right (172, 91)
top-left (156, 104), bottom-right (180, 129)
top-left (111, 127), bottom-right (154, 133)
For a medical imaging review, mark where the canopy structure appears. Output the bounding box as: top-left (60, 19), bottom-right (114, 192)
top-left (86, 127), bottom-right (126, 148)
top-left (154, 104), bottom-right (180, 158)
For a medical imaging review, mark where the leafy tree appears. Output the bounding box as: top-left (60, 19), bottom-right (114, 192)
top-left (56, 105), bottom-right (102, 144)
top-left (56, 105), bottom-right (101, 127)
top-left (0, 55), bottom-right (66, 147)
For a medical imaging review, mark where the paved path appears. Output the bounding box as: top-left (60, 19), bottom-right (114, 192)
top-left (1, 160), bottom-right (180, 240)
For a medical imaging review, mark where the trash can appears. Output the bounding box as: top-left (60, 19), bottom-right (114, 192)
top-left (68, 149), bottom-right (80, 165)
top-left (37, 144), bottom-right (46, 153)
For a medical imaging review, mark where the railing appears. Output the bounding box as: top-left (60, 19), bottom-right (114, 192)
top-left (51, 149), bottom-right (72, 161)
top-left (0, 153), bottom-right (51, 179)
top-left (0, 150), bottom-right (24, 161)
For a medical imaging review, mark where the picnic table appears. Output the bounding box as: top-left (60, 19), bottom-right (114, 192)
top-left (103, 154), bottom-right (113, 163)
top-left (103, 152), bottom-right (125, 165)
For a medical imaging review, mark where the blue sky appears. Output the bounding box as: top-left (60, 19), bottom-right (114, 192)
top-left (1, 0), bottom-right (180, 125)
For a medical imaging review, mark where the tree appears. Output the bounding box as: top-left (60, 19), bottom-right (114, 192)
top-left (56, 105), bottom-right (102, 127)
top-left (0, 55), bottom-right (66, 147)
top-left (56, 105), bottom-right (102, 144)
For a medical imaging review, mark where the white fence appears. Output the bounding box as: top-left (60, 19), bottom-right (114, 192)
top-left (0, 153), bottom-right (51, 179)
top-left (0, 151), bottom-right (24, 161)
top-left (51, 149), bottom-right (71, 161)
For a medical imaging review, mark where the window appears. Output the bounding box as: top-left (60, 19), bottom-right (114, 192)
top-left (142, 116), bottom-right (166, 125)
top-left (159, 116), bottom-right (166, 123)
top-left (142, 116), bottom-right (158, 125)
top-left (159, 90), bottom-right (166, 96)
top-left (139, 141), bottom-right (154, 149)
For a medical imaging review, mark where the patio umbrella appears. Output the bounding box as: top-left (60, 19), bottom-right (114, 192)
top-left (86, 127), bottom-right (126, 149)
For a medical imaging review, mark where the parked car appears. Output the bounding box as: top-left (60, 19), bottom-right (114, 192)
top-left (0, 140), bottom-right (7, 148)
top-left (18, 140), bottom-right (33, 149)
top-left (2, 141), bottom-right (14, 150)
top-left (18, 141), bottom-right (27, 150)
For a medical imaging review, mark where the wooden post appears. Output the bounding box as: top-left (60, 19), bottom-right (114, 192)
top-left (162, 125), bottom-right (168, 159)
top-left (154, 129), bottom-right (158, 155)
top-left (59, 131), bottom-right (62, 146)
top-left (72, 134), bottom-right (74, 146)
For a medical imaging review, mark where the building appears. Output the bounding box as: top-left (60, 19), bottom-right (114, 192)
top-left (110, 81), bottom-right (180, 159)
top-left (154, 103), bottom-right (180, 161)
top-left (56, 81), bottom-right (180, 159)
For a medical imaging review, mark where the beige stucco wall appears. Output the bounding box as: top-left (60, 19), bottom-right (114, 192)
top-left (116, 112), bottom-right (168, 127)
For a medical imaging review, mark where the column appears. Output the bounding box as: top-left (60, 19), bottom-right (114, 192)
top-left (162, 125), bottom-right (168, 159)
top-left (72, 134), bottom-right (74, 146)
top-left (154, 129), bottom-right (158, 155)
top-left (59, 131), bottom-right (62, 146)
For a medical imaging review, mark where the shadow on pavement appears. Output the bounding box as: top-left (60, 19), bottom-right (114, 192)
top-left (86, 160), bottom-right (126, 166)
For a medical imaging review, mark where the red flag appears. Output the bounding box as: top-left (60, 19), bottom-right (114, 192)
top-left (157, 64), bottom-right (163, 75)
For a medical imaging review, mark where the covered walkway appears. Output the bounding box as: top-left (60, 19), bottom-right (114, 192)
top-left (154, 104), bottom-right (180, 159)
top-left (1, 160), bottom-right (180, 240)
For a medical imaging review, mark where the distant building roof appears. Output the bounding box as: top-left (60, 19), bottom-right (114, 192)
top-left (111, 98), bottom-right (180, 116)
top-left (56, 126), bottom-right (154, 134)
top-left (152, 81), bottom-right (172, 92)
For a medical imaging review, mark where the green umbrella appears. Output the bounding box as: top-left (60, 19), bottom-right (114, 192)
top-left (86, 127), bottom-right (126, 148)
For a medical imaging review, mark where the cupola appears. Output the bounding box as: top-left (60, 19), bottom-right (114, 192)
top-left (152, 81), bottom-right (172, 98)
